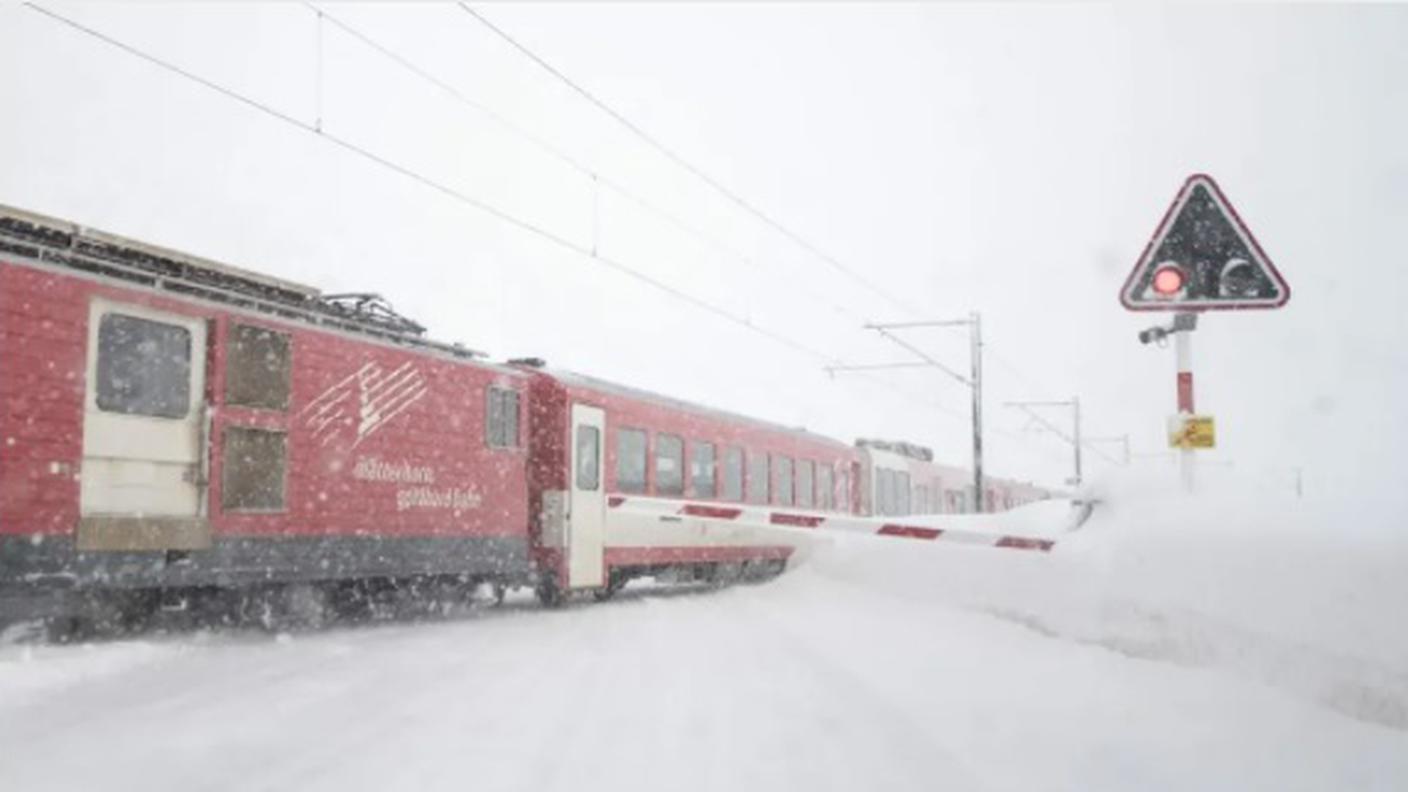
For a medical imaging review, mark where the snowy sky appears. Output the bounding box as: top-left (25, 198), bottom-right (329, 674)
top-left (2, 2), bottom-right (1405, 504)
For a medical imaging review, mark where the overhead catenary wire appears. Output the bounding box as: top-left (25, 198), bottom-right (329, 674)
top-left (23, 2), bottom-right (1070, 479)
top-left (1009, 404), bottom-right (1121, 467)
top-left (22, 1), bottom-right (833, 368)
top-left (456, 4), bottom-right (1090, 465)
top-left (457, 2), bottom-right (927, 319)
top-left (308, 3), bottom-right (860, 323)
top-left (336, 2), bottom-right (1055, 438)
top-left (23, 0), bottom-right (1001, 446)
top-left (452, 5), bottom-right (1072, 422)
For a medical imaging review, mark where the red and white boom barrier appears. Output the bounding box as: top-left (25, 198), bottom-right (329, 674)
top-left (605, 495), bottom-right (1088, 553)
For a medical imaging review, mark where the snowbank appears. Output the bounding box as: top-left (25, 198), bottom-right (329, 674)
top-left (791, 468), bottom-right (1408, 731)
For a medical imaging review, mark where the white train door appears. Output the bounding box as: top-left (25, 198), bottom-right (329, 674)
top-left (78, 299), bottom-right (209, 549)
top-left (568, 403), bottom-right (606, 588)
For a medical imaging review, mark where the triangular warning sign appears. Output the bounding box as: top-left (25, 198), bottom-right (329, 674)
top-left (1120, 174), bottom-right (1290, 311)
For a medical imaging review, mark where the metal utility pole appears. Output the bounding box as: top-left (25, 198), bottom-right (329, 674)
top-left (1138, 312), bottom-right (1200, 492)
top-left (1004, 398), bottom-right (1084, 488)
top-left (1174, 319), bottom-right (1195, 492)
top-left (827, 314), bottom-right (984, 512)
top-left (969, 312), bottom-right (984, 513)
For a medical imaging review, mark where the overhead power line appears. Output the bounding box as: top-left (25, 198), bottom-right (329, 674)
top-left (308, 3), bottom-right (859, 323)
top-left (457, 2), bottom-right (926, 318)
top-left (24, 2), bottom-right (1069, 475)
top-left (22, 1), bottom-right (831, 367)
top-left (457, 4), bottom-right (1072, 417)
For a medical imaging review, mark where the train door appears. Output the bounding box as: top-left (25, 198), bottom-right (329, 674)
top-left (78, 299), bottom-right (210, 549)
top-left (568, 403), bottom-right (606, 588)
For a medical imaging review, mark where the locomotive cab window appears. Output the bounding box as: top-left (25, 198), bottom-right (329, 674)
top-left (95, 313), bottom-right (192, 419)
top-left (222, 426), bottom-right (287, 511)
top-left (226, 323), bottom-right (291, 410)
top-left (486, 387), bottom-right (520, 448)
top-left (656, 434), bottom-right (684, 496)
top-left (617, 428), bottom-right (647, 493)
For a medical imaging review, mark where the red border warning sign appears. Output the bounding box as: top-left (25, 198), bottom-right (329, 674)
top-left (1121, 174), bottom-right (1290, 312)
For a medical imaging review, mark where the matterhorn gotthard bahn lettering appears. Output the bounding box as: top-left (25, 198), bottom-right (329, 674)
top-left (305, 360), bottom-right (482, 513)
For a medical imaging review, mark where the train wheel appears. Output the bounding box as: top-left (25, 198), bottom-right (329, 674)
top-left (535, 576), bottom-right (564, 608)
top-left (244, 583), bottom-right (330, 632)
top-left (592, 571), bottom-right (629, 601)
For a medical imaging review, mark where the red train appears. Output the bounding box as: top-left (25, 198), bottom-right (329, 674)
top-left (0, 205), bottom-right (1047, 624)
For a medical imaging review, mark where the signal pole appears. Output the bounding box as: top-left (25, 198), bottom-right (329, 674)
top-left (1175, 319), bottom-right (1195, 492)
top-left (826, 314), bottom-right (985, 512)
top-left (968, 312), bottom-right (984, 513)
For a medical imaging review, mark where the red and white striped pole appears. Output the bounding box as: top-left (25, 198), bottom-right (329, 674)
top-left (1175, 313), bottom-right (1196, 492)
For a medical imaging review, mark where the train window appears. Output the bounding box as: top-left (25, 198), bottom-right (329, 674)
top-left (797, 460), bottom-right (814, 508)
top-left (95, 313), bottom-right (191, 419)
top-left (817, 464), bottom-right (833, 510)
top-left (617, 428), bottom-right (647, 493)
top-left (915, 485), bottom-right (928, 515)
top-left (691, 441), bottom-right (716, 498)
top-left (575, 425), bottom-right (600, 491)
top-left (486, 387), bottom-right (520, 448)
top-left (837, 466), bottom-right (850, 511)
top-left (226, 323), bottom-right (291, 411)
top-left (723, 446), bottom-right (744, 501)
top-left (773, 455), bottom-right (794, 506)
top-left (898, 472), bottom-right (912, 515)
top-left (656, 434), bottom-right (684, 496)
top-left (221, 426), bottom-right (286, 511)
top-left (877, 468), bottom-right (895, 516)
top-left (746, 452), bottom-right (768, 505)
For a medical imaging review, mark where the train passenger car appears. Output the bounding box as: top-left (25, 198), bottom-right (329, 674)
top-left (857, 438), bottom-right (1051, 516)
top-left (522, 367), bottom-right (860, 602)
top-left (0, 206), bottom-right (534, 621)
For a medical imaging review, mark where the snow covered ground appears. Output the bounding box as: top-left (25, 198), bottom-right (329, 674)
top-left (2, 474), bottom-right (1405, 791)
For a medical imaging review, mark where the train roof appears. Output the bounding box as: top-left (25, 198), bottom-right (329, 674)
top-left (0, 203), bottom-right (488, 360)
top-left (539, 366), bottom-right (855, 451)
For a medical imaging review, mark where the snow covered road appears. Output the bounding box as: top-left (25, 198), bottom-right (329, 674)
top-left (3, 490), bottom-right (1406, 791)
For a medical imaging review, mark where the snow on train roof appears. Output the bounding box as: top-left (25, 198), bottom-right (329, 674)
top-left (544, 367), bottom-right (854, 450)
top-left (0, 202), bottom-right (319, 297)
top-left (0, 203), bottom-right (499, 363)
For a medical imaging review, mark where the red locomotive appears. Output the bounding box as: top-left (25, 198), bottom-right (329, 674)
top-left (0, 205), bottom-right (1046, 626)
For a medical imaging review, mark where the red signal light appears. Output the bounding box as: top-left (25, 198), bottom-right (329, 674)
top-left (1152, 265), bottom-right (1186, 297)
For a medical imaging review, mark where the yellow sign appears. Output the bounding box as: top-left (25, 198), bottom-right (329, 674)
top-left (1168, 415), bottom-right (1215, 449)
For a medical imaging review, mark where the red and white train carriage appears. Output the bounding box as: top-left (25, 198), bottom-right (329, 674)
top-left (0, 206), bottom-right (538, 621)
top-left (856, 438), bottom-right (1051, 517)
top-left (522, 368), bottom-right (859, 601)
top-left (0, 204), bottom-right (1050, 625)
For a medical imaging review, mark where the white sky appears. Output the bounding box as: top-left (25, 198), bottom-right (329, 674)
top-left (2, 2), bottom-right (1405, 504)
